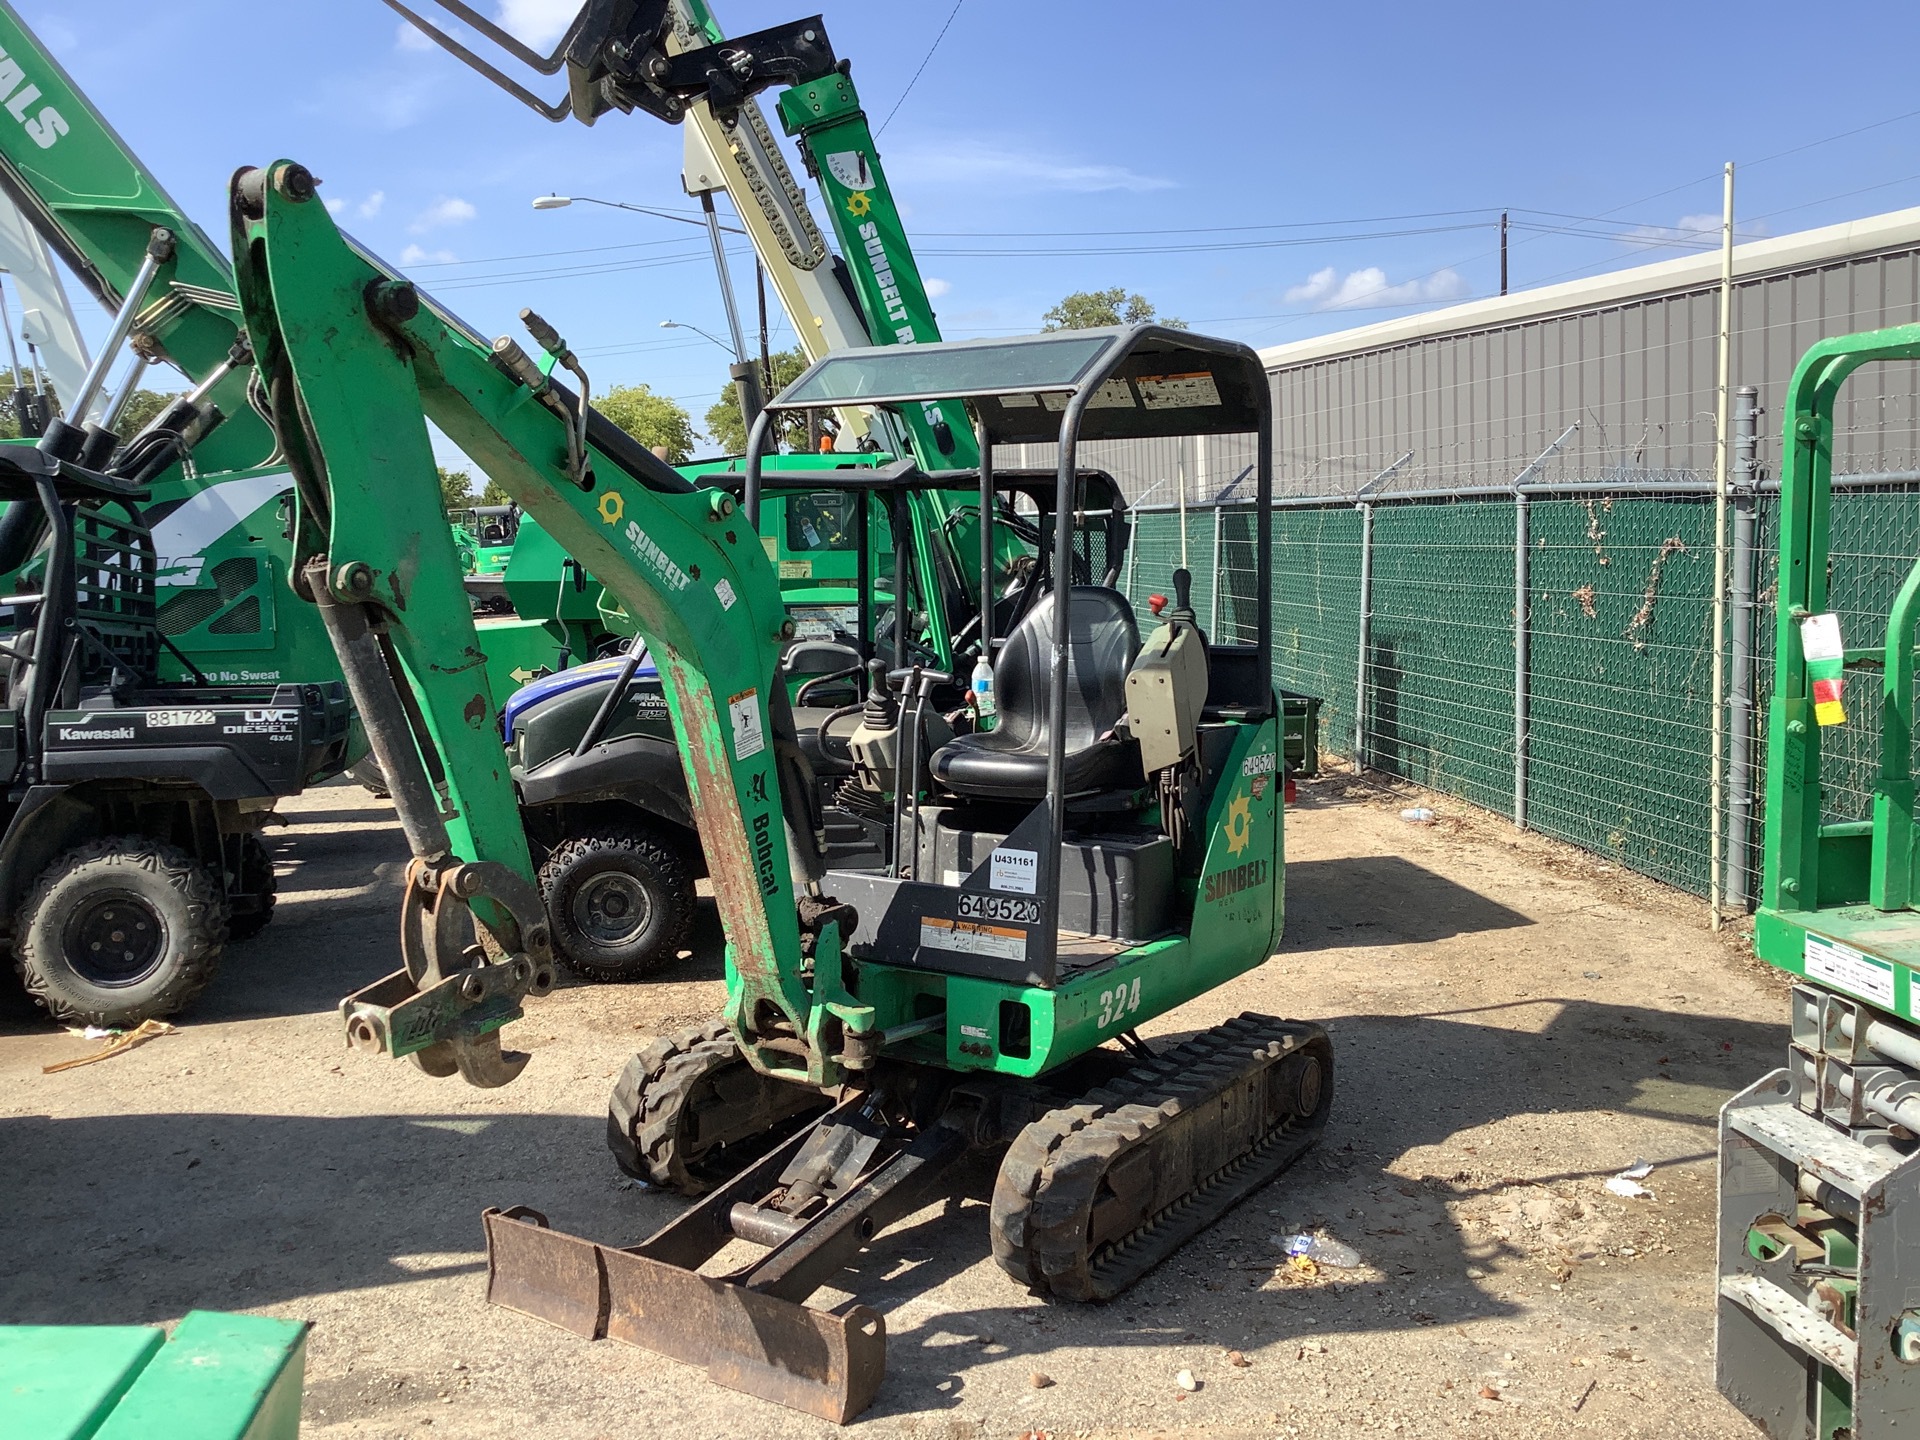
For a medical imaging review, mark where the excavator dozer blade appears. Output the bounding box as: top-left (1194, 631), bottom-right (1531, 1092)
top-left (483, 1206), bottom-right (885, 1424)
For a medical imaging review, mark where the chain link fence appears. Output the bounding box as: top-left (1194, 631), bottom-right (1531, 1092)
top-left (1116, 476), bottom-right (1917, 907)
top-left (997, 343), bottom-right (1920, 911)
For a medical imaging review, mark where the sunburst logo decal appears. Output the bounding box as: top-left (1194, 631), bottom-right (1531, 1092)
top-left (1224, 793), bottom-right (1253, 855)
top-left (597, 491), bottom-right (624, 525)
top-left (845, 191), bottom-right (872, 218)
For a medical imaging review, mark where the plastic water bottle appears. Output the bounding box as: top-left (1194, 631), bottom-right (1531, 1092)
top-left (1400, 807), bottom-right (1436, 824)
top-left (971, 655), bottom-right (996, 728)
top-left (1282, 1233), bottom-right (1361, 1267)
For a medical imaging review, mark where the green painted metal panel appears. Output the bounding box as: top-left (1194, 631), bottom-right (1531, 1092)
top-left (0, 1324), bottom-right (162, 1439)
top-left (93, 1312), bottom-right (306, 1440)
top-left (0, 1312), bottom-right (305, 1440)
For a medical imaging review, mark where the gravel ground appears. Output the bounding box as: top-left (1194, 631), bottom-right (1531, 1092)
top-left (0, 774), bottom-right (1784, 1439)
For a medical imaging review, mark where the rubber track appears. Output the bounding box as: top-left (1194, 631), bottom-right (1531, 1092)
top-left (607, 1018), bottom-right (829, 1195)
top-left (607, 1018), bottom-right (734, 1191)
top-left (990, 1012), bottom-right (1332, 1301)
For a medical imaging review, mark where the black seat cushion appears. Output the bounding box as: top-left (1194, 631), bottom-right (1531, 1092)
top-left (930, 586), bottom-right (1142, 801)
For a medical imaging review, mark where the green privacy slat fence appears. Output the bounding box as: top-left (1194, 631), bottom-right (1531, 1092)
top-left (1526, 496), bottom-right (1718, 893)
top-left (1366, 499), bottom-right (1517, 816)
top-left (1128, 485), bottom-right (1920, 903)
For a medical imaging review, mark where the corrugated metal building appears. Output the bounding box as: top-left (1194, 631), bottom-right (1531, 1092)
top-left (1009, 207), bottom-right (1920, 501)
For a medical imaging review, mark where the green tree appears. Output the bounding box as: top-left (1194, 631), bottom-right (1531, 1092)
top-left (598, 382), bottom-right (697, 464)
top-left (0, 379), bottom-right (171, 441)
top-left (705, 347), bottom-right (813, 455)
top-left (1041, 288), bottom-right (1187, 331)
top-left (479, 477), bottom-right (513, 506)
top-left (439, 466), bottom-right (475, 514)
top-left (114, 388), bottom-right (178, 435)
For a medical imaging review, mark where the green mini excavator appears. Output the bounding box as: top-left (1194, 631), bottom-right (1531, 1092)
top-left (232, 157), bottom-right (1327, 1424)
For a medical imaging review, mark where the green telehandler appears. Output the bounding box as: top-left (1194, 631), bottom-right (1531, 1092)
top-left (233, 155), bottom-right (1328, 1424)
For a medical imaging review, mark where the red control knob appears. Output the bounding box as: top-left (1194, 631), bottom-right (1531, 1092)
top-left (1148, 594), bottom-right (1167, 615)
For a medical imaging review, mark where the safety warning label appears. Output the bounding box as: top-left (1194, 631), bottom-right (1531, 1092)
top-left (1804, 932), bottom-right (1895, 1007)
top-left (919, 917), bottom-right (1027, 961)
top-left (728, 690), bottom-right (765, 761)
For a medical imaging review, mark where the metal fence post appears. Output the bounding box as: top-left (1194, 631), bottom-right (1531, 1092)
top-left (1508, 424), bottom-right (1579, 831)
top-left (1355, 499), bottom-right (1373, 773)
top-left (1725, 385), bottom-right (1761, 911)
top-left (1210, 507), bottom-right (1223, 632)
top-left (1514, 488), bottom-right (1530, 829)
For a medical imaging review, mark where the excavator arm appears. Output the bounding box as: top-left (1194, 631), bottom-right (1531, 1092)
top-left (231, 158), bottom-right (863, 1088)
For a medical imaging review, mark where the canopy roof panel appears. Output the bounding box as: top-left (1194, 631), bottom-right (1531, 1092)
top-left (768, 325), bottom-right (1269, 444)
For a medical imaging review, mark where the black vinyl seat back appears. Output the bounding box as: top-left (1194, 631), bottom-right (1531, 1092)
top-left (931, 586), bottom-right (1141, 800)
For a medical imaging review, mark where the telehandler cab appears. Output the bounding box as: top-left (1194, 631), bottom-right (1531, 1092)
top-left (231, 159), bottom-right (1326, 1423)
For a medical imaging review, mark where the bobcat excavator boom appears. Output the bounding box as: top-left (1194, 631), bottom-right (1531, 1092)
top-left (231, 158), bottom-right (843, 1090)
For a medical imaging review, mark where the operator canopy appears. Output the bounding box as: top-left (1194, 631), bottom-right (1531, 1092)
top-left (764, 325), bottom-right (1270, 444)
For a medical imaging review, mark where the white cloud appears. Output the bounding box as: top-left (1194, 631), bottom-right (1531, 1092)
top-left (360, 191), bottom-right (386, 219)
top-left (1283, 265), bottom-right (1470, 313)
top-left (1621, 212), bottom-right (1769, 250)
top-left (889, 139), bottom-right (1171, 194)
top-left (409, 197), bottom-right (477, 234)
top-left (324, 197), bottom-right (347, 216)
top-left (493, 0), bottom-right (577, 50)
top-left (400, 244), bottom-right (458, 267)
top-left (395, 19), bottom-right (436, 52)
top-left (924, 277), bottom-right (952, 299)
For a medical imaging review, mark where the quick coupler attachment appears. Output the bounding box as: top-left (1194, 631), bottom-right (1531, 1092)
top-left (1718, 984), bottom-right (1920, 1440)
top-left (340, 949), bottom-right (552, 1089)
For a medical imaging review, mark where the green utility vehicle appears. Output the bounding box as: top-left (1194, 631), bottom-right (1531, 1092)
top-left (1718, 323), bottom-right (1920, 1440)
top-left (0, 443), bottom-right (348, 1026)
top-left (233, 156), bottom-right (1325, 1423)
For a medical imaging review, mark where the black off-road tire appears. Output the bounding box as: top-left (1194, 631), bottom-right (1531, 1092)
top-left (14, 837), bottom-right (232, 1027)
top-left (225, 833), bottom-right (278, 944)
top-left (539, 823), bottom-right (694, 982)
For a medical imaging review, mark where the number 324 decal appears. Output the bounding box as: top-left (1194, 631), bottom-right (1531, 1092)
top-left (1097, 977), bottom-right (1143, 1029)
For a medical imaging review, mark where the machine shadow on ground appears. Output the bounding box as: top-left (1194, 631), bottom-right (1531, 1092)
top-left (0, 990), bottom-right (1776, 1371)
top-left (0, 803), bottom-right (1783, 1419)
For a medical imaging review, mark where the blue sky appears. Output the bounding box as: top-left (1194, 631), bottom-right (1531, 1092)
top-left (22, 0), bottom-right (1920, 447)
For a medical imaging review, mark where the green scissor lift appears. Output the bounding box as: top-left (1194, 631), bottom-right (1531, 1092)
top-left (1718, 322), bottom-right (1920, 1440)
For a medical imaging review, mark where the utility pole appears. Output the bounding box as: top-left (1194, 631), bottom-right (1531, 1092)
top-left (1499, 211), bottom-right (1509, 296)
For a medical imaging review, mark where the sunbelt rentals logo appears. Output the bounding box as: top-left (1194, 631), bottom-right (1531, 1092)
top-left (0, 41), bottom-right (67, 148)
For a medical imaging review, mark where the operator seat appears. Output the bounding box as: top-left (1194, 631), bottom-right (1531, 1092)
top-left (929, 586), bottom-right (1142, 802)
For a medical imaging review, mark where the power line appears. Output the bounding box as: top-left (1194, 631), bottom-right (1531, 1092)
top-left (1244, 97), bottom-right (1920, 342)
top-left (874, 0), bottom-right (964, 138)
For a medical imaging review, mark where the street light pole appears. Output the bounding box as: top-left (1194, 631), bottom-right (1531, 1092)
top-left (536, 188), bottom-right (765, 441)
top-left (696, 191), bottom-right (763, 433)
